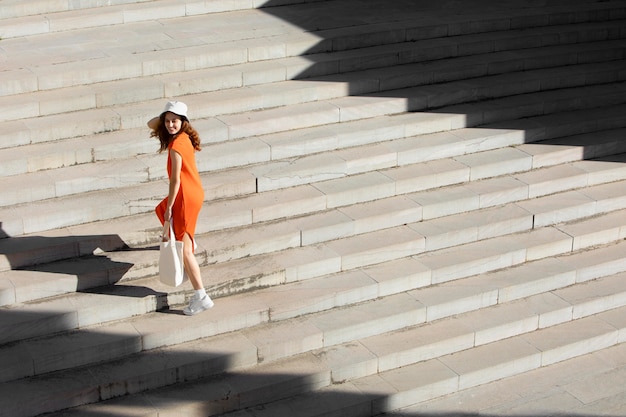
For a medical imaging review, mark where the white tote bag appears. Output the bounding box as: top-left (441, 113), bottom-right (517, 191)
top-left (159, 221), bottom-right (187, 287)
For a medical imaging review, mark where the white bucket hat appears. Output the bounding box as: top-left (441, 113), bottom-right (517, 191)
top-left (161, 101), bottom-right (188, 120)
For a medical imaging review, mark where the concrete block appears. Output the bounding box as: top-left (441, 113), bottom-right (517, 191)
top-left (363, 257), bottom-right (432, 297)
top-left (362, 317), bottom-right (474, 372)
top-left (201, 221), bottom-right (301, 264)
top-left (462, 302), bottom-right (541, 346)
top-left (581, 180), bottom-right (626, 214)
top-left (289, 210), bottom-right (355, 246)
top-left (597, 306), bottom-right (626, 343)
top-left (10, 270), bottom-right (79, 303)
top-left (0, 298), bottom-right (79, 344)
top-left (273, 244), bottom-right (342, 283)
top-left (263, 270), bottom-right (378, 321)
top-left (310, 293), bottom-right (426, 346)
top-left (518, 141), bottom-right (586, 169)
top-left (207, 138), bottom-right (271, 173)
top-left (518, 227), bottom-right (573, 261)
top-left (522, 317), bottom-right (619, 366)
top-left (251, 185), bottom-right (327, 223)
top-left (0, 69), bottom-right (38, 97)
top-left (389, 158), bottom-right (471, 196)
top-left (26, 322), bottom-right (142, 376)
top-left (439, 337), bottom-right (541, 390)
top-left (0, 171), bottom-right (56, 206)
top-left (34, 57), bottom-right (143, 91)
top-left (370, 360), bottom-right (460, 413)
top-left (553, 272), bottom-right (626, 319)
top-left (463, 176), bottom-right (529, 208)
top-left (516, 190), bottom-right (597, 228)
top-left (219, 101), bottom-right (340, 140)
top-left (0, 368), bottom-right (100, 417)
top-left (514, 163), bottom-right (590, 198)
top-left (334, 142), bottom-right (398, 175)
top-left (417, 234), bottom-right (527, 284)
top-left (410, 281), bottom-right (499, 321)
top-left (561, 237), bottom-right (626, 283)
top-left (574, 157), bottom-right (626, 186)
top-left (50, 9), bottom-right (123, 32)
top-left (455, 147), bottom-right (533, 180)
top-left (253, 154), bottom-right (348, 192)
top-left (558, 208), bottom-right (626, 251)
top-left (337, 196), bottom-right (422, 235)
top-left (243, 319), bottom-right (324, 362)
top-left (330, 94), bottom-right (412, 122)
top-left (482, 257), bottom-right (576, 303)
top-left (313, 341), bottom-right (379, 383)
top-left (407, 185), bottom-right (478, 221)
top-left (314, 171), bottom-right (396, 209)
top-left (325, 226), bottom-right (425, 271)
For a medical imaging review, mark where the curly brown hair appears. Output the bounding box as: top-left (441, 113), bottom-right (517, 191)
top-left (151, 115), bottom-right (202, 153)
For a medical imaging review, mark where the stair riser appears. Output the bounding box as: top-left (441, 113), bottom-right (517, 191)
top-left (3, 34), bottom-right (623, 127)
top-left (2, 151), bottom-right (625, 292)
top-left (3, 2), bottom-right (626, 416)
top-left (5, 278), bottom-right (625, 417)
top-left (4, 58), bottom-right (625, 153)
top-left (3, 205), bottom-right (625, 352)
top-left (1, 94), bottom-right (625, 244)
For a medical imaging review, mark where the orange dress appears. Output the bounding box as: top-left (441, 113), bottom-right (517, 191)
top-left (155, 132), bottom-right (204, 250)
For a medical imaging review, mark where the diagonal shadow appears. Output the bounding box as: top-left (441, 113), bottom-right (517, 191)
top-left (1, 2), bottom-right (625, 416)
top-left (253, 0), bottom-right (626, 165)
top-left (0, 223), bottom-right (165, 301)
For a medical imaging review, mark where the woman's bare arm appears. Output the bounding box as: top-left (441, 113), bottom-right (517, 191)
top-left (164, 149), bottom-right (182, 222)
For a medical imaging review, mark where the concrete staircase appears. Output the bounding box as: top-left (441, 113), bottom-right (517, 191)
top-left (1, 0), bottom-right (626, 415)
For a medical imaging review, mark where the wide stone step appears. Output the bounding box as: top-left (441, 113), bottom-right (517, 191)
top-left (0, 135), bottom-right (624, 284)
top-left (0, 84), bottom-right (624, 236)
top-left (4, 177), bottom-right (623, 310)
top-left (17, 268), bottom-right (626, 417)
top-left (2, 69), bottom-right (625, 184)
top-left (2, 236), bottom-right (625, 386)
top-left (2, 0), bottom-right (618, 38)
top-left (0, 0), bottom-right (153, 21)
top-left (3, 19), bottom-right (624, 125)
top-left (0, 0), bottom-right (320, 38)
top-left (3, 64), bottom-right (625, 206)
top-left (2, 2), bottom-right (625, 416)
top-left (402, 344), bottom-right (626, 416)
top-left (0, 119), bottom-right (623, 274)
top-left (4, 0), bottom-right (622, 94)
top-left (2, 202), bottom-right (624, 349)
top-left (245, 308), bottom-right (626, 417)
top-left (3, 51), bottom-right (625, 151)
top-left (0, 89), bottom-right (619, 236)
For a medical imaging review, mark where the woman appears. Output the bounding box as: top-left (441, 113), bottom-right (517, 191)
top-left (149, 101), bottom-right (214, 315)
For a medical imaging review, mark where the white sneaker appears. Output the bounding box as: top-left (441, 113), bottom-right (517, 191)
top-left (183, 294), bottom-right (214, 316)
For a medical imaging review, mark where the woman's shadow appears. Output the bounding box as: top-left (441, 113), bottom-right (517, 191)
top-left (0, 222), bottom-right (171, 309)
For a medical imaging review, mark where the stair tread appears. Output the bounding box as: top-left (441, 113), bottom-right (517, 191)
top-left (2, 206), bottom-right (624, 347)
top-left (9, 278), bottom-right (625, 417)
top-left (3, 1), bottom-right (626, 416)
top-left (1, 146), bottom-right (624, 282)
top-left (4, 20), bottom-right (625, 122)
top-left (5, 82), bottom-right (619, 229)
top-left (3, 57), bottom-right (625, 151)
top-left (0, 134), bottom-right (621, 262)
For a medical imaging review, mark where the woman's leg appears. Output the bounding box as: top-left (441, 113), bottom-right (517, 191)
top-left (181, 232), bottom-right (213, 315)
top-left (181, 232), bottom-right (203, 290)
